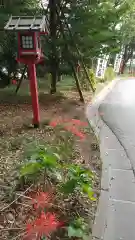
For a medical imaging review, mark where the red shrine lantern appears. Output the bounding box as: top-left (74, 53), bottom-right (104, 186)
top-left (17, 31), bottom-right (43, 64)
top-left (4, 16), bottom-right (49, 127)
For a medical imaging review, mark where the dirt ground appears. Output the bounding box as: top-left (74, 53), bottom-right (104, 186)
top-left (0, 90), bottom-right (101, 240)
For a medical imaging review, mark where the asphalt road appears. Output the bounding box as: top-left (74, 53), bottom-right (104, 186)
top-left (99, 78), bottom-right (135, 170)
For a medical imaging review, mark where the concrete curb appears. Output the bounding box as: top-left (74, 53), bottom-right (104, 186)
top-left (85, 78), bottom-right (121, 239)
top-left (91, 78), bottom-right (120, 104)
top-left (86, 78), bottom-right (120, 138)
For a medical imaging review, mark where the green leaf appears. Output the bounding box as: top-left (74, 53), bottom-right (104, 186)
top-left (60, 179), bottom-right (77, 194)
top-left (68, 225), bottom-right (89, 240)
top-left (82, 184), bottom-right (96, 201)
top-left (88, 191), bottom-right (97, 201)
top-left (41, 154), bottom-right (57, 169)
top-left (73, 217), bottom-right (85, 228)
top-left (67, 164), bottom-right (93, 183)
top-left (68, 226), bottom-right (83, 238)
top-left (82, 184), bottom-right (92, 194)
top-left (20, 162), bottom-right (42, 176)
top-left (53, 153), bottom-right (61, 160)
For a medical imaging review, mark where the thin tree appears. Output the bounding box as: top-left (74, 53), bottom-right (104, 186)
top-left (49, 0), bottom-right (58, 94)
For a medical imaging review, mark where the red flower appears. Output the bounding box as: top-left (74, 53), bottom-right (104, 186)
top-left (31, 192), bottom-right (52, 210)
top-left (50, 121), bottom-right (59, 127)
top-left (25, 212), bottom-right (62, 240)
top-left (64, 125), bottom-right (85, 140)
top-left (50, 119), bottom-right (62, 127)
top-left (71, 119), bottom-right (88, 126)
top-left (49, 118), bottom-right (87, 140)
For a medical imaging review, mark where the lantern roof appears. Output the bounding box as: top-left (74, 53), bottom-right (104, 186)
top-left (4, 15), bottom-right (49, 32)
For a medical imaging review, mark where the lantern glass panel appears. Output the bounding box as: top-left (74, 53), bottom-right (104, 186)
top-left (21, 35), bottom-right (34, 49)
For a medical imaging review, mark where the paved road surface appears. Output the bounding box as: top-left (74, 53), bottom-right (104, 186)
top-left (87, 78), bottom-right (135, 240)
top-left (99, 79), bottom-right (135, 171)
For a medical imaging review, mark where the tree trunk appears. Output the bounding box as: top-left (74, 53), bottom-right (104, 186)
top-left (71, 65), bottom-right (84, 102)
top-left (120, 45), bottom-right (134, 74)
top-left (129, 52), bottom-right (133, 74)
top-left (49, 0), bottom-right (57, 94)
top-left (120, 60), bottom-right (126, 74)
top-left (55, 5), bottom-right (84, 102)
top-left (50, 58), bottom-right (57, 94)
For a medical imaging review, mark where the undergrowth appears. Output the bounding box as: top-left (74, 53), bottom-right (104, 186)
top-left (0, 118), bottom-right (99, 240)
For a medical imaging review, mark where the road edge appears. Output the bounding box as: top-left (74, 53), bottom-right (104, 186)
top-left (92, 77), bottom-right (120, 104)
top-left (85, 78), bottom-right (120, 239)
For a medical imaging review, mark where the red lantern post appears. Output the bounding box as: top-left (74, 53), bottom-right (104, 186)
top-left (28, 63), bottom-right (40, 127)
top-left (4, 16), bottom-right (49, 127)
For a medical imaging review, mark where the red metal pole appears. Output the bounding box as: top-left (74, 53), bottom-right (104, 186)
top-left (28, 63), bottom-right (40, 128)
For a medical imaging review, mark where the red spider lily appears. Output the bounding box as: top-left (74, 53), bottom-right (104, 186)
top-left (49, 118), bottom-right (87, 140)
top-left (71, 119), bottom-right (88, 126)
top-left (50, 120), bottom-right (59, 127)
top-left (49, 118), bottom-right (69, 127)
top-left (64, 125), bottom-right (85, 140)
top-left (31, 192), bottom-right (52, 210)
top-left (25, 211), bottom-right (63, 240)
top-left (50, 118), bottom-right (87, 128)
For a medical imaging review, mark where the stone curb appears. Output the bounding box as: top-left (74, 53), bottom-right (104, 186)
top-left (85, 78), bottom-right (121, 239)
top-left (86, 79), bottom-right (120, 140)
top-left (87, 78), bottom-right (120, 108)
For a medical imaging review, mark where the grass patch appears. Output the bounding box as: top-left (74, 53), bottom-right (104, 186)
top-left (0, 76), bottom-right (77, 105)
top-left (57, 76), bottom-right (76, 91)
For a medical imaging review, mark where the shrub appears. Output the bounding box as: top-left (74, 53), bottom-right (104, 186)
top-left (68, 217), bottom-right (89, 240)
top-left (79, 68), bottom-right (96, 91)
top-left (88, 69), bottom-right (96, 91)
top-left (104, 67), bottom-right (115, 82)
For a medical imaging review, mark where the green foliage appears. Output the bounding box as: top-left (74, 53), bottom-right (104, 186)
top-left (40, 0), bottom-right (131, 92)
top-left (67, 0), bottom-right (130, 60)
top-left (0, 32), bottom-right (17, 77)
top-left (88, 69), bottom-right (96, 91)
top-left (0, 0), bottom-right (40, 83)
top-left (0, 0), bottom-right (132, 90)
top-left (52, 128), bottom-right (75, 161)
top-left (60, 164), bottom-right (95, 200)
top-left (79, 71), bottom-right (89, 91)
top-left (57, 76), bottom-right (76, 91)
top-left (115, 1), bottom-right (135, 71)
top-left (119, 1), bottom-right (135, 46)
top-left (68, 217), bottom-right (89, 240)
top-left (20, 144), bottom-right (95, 200)
top-left (79, 68), bottom-right (96, 91)
top-left (60, 178), bottom-right (77, 194)
top-left (18, 123), bottom-right (96, 240)
top-left (104, 67), bottom-right (115, 82)
top-left (20, 146), bottom-right (60, 177)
